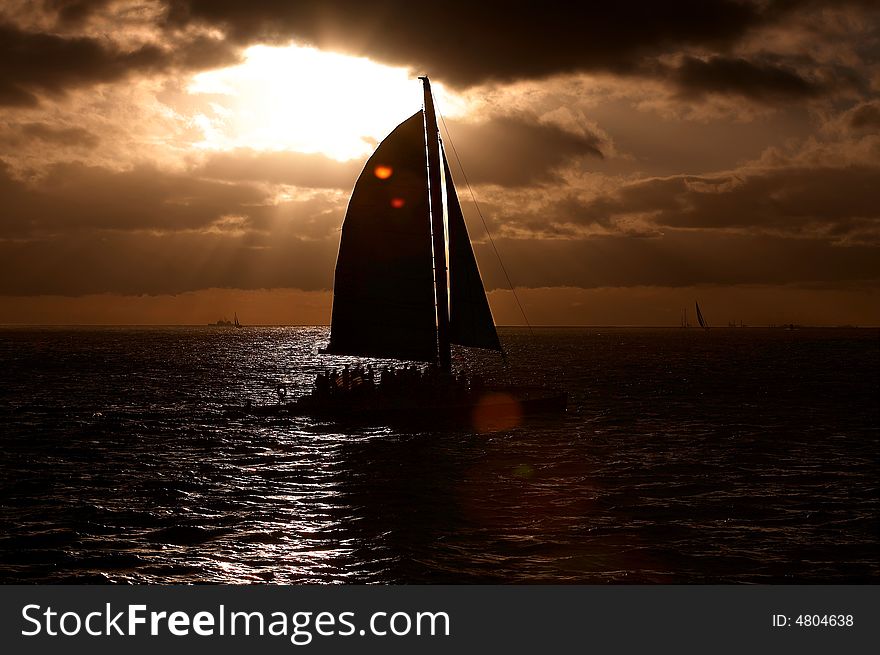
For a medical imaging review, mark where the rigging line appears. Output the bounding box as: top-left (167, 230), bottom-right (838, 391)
top-left (435, 104), bottom-right (535, 339)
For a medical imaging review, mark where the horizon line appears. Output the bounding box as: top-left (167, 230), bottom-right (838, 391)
top-left (1, 323), bottom-right (877, 329)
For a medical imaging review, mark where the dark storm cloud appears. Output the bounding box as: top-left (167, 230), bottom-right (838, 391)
top-left (474, 232), bottom-right (880, 291)
top-left (563, 165), bottom-right (880, 241)
top-left (2, 210), bottom-right (877, 296)
top-left (159, 0), bottom-right (764, 84)
top-left (659, 167), bottom-right (880, 233)
top-left (4, 1), bottom-right (872, 108)
top-left (0, 160), bottom-right (268, 235)
top-left (0, 0), bottom-right (876, 302)
top-left (443, 114), bottom-right (604, 186)
top-left (161, 0), bottom-right (874, 101)
top-left (0, 22), bottom-right (165, 106)
top-left (44, 0), bottom-right (115, 26)
top-left (0, 159), bottom-right (342, 241)
top-left (0, 157), bottom-right (344, 295)
top-left (2, 148), bottom-right (877, 297)
top-left (0, 21), bottom-right (238, 107)
top-left (672, 56), bottom-right (822, 102)
top-left (0, 229), bottom-right (338, 295)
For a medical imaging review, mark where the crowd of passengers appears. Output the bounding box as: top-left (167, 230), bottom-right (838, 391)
top-left (311, 364), bottom-right (484, 399)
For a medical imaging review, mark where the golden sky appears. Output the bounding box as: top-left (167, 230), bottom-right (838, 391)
top-left (1, 0), bottom-right (878, 325)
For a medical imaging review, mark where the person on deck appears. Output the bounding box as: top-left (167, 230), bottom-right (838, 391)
top-left (314, 371), bottom-right (329, 397)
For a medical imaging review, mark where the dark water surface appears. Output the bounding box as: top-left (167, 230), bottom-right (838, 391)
top-left (1, 326), bottom-right (877, 583)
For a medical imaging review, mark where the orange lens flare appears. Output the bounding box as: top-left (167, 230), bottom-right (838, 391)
top-left (471, 393), bottom-right (523, 433)
top-left (512, 463), bottom-right (534, 479)
top-left (374, 165), bottom-right (393, 179)
top-left (390, 197), bottom-right (405, 208)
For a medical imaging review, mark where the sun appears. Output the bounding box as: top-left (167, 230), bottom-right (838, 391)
top-left (187, 44), bottom-right (466, 161)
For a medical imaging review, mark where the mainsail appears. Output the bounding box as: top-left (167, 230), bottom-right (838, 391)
top-left (444, 150), bottom-right (501, 351)
top-left (326, 79), bottom-right (502, 366)
top-left (327, 112), bottom-right (437, 361)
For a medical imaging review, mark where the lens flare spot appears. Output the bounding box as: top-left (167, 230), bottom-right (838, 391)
top-left (513, 463), bottom-right (534, 479)
top-left (374, 165), bottom-right (393, 179)
top-left (390, 197), bottom-right (405, 208)
top-left (472, 393), bottom-right (523, 433)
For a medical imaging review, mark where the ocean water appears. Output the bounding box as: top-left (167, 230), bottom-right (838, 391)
top-left (0, 326), bottom-right (877, 584)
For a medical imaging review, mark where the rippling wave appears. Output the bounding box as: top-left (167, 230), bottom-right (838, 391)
top-left (1, 326), bottom-right (877, 583)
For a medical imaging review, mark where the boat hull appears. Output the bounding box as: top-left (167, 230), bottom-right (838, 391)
top-left (226, 384), bottom-right (567, 425)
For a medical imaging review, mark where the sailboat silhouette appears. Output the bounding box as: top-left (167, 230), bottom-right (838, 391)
top-left (325, 77), bottom-right (500, 366)
top-left (235, 77), bottom-right (565, 421)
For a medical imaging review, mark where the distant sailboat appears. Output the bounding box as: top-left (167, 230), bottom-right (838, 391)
top-left (234, 77), bottom-right (565, 420)
top-left (210, 314), bottom-right (242, 327)
top-left (695, 301), bottom-right (709, 330)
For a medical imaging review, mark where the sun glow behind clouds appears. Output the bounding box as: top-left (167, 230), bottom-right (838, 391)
top-left (187, 44), bottom-right (464, 161)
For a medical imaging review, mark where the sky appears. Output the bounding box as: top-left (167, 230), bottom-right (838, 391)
top-left (1, 0), bottom-right (879, 326)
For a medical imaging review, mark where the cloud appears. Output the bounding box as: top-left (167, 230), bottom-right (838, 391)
top-left (661, 166), bottom-right (879, 236)
top-left (4, 1), bottom-right (873, 114)
top-left (18, 121), bottom-right (100, 147)
top-left (161, 0), bottom-right (877, 106)
top-left (3, 206), bottom-right (877, 296)
top-left (844, 100), bottom-right (880, 132)
top-left (0, 157), bottom-right (345, 295)
top-left (443, 113), bottom-right (604, 186)
top-left (196, 149), bottom-right (363, 188)
top-left (1, 149), bottom-right (877, 298)
top-left (0, 160), bottom-right (269, 234)
top-left (0, 21), bottom-right (166, 106)
top-left (162, 1), bottom-right (763, 85)
top-left (190, 112), bottom-right (605, 189)
top-left (0, 20), bottom-right (238, 107)
top-left (474, 232), bottom-right (880, 291)
top-left (44, 0), bottom-right (116, 26)
top-left (0, 229), bottom-right (339, 295)
top-left (0, 0), bottom-right (876, 307)
top-left (671, 56), bottom-right (823, 102)
top-left (478, 119), bottom-right (880, 246)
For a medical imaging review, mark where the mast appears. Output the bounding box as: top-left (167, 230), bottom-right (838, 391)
top-left (420, 76), bottom-right (451, 374)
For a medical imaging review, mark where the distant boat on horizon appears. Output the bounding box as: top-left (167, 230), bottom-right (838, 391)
top-left (695, 301), bottom-right (709, 330)
top-left (211, 313), bottom-right (243, 328)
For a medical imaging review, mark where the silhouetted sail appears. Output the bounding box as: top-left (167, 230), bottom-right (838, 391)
top-left (695, 301), bottom-right (708, 329)
top-left (326, 112), bottom-right (437, 361)
top-left (444, 151), bottom-right (501, 351)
